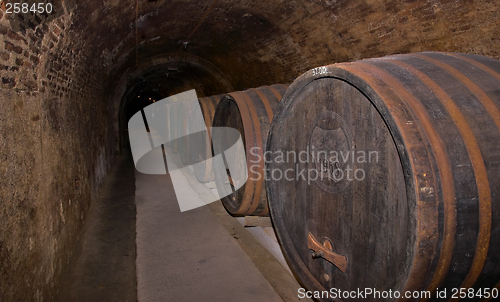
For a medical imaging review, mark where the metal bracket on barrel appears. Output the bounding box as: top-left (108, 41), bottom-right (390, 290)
top-left (307, 232), bottom-right (348, 274)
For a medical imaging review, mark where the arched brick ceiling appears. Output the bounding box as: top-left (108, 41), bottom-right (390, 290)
top-left (67, 0), bottom-right (498, 94)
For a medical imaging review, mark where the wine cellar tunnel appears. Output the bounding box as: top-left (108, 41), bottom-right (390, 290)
top-left (0, 0), bottom-right (499, 301)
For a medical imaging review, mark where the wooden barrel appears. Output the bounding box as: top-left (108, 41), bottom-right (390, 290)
top-left (266, 52), bottom-right (500, 301)
top-left (189, 95), bottom-right (223, 182)
top-left (213, 84), bottom-right (288, 216)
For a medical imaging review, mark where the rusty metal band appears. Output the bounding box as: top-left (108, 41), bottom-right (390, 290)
top-left (214, 94), bottom-right (224, 105)
top-left (238, 91), bottom-right (266, 215)
top-left (417, 53), bottom-right (500, 131)
top-left (390, 57), bottom-right (486, 298)
top-left (211, 95), bottom-right (221, 112)
top-left (250, 88), bottom-right (274, 215)
top-left (228, 91), bottom-right (259, 215)
top-left (412, 53), bottom-right (494, 293)
top-left (200, 98), bottom-right (214, 180)
top-left (200, 98), bottom-right (213, 146)
top-left (277, 83), bottom-right (289, 92)
top-left (342, 62), bottom-right (449, 299)
top-left (448, 53), bottom-right (500, 84)
top-left (200, 96), bottom-right (222, 182)
top-left (251, 88), bottom-right (274, 122)
top-left (202, 97), bottom-right (211, 121)
top-left (207, 96), bottom-right (216, 122)
top-left (266, 85), bottom-right (284, 105)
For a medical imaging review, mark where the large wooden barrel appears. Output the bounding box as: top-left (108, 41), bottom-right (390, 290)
top-left (172, 95), bottom-right (217, 159)
top-left (189, 95), bottom-right (223, 182)
top-left (266, 52), bottom-right (500, 301)
top-left (178, 96), bottom-right (217, 165)
top-left (213, 84), bottom-right (288, 216)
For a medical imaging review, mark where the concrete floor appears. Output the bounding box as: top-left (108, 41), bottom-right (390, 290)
top-left (56, 151), bottom-right (310, 302)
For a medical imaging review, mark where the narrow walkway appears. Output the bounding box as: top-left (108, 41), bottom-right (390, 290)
top-left (135, 170), bottom-right (282, 301)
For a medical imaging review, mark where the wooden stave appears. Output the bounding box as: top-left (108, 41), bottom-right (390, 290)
top-left (265, 52), bottom-right (500, 301)
top-left (213, 84), bottom-right (288, 217)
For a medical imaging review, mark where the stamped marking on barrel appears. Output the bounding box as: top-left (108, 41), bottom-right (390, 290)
top-left (309, 111), bottom-right (353, 194)
top-left (308, 232), bottom-right (348, 274)
top-left (312, 66), bottom-right (328, 76)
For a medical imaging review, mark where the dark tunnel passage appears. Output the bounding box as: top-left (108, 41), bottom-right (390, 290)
top-left (0, 0), bottom-right (499, 300)
top-left (119, 54), bottom-right (233, 148)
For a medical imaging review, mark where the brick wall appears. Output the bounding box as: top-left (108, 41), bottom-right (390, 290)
top-left (0, 4), bottom-right (115, 301)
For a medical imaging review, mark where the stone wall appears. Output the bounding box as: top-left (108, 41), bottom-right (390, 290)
top-left (0, 5), bottom-right (115, 301)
